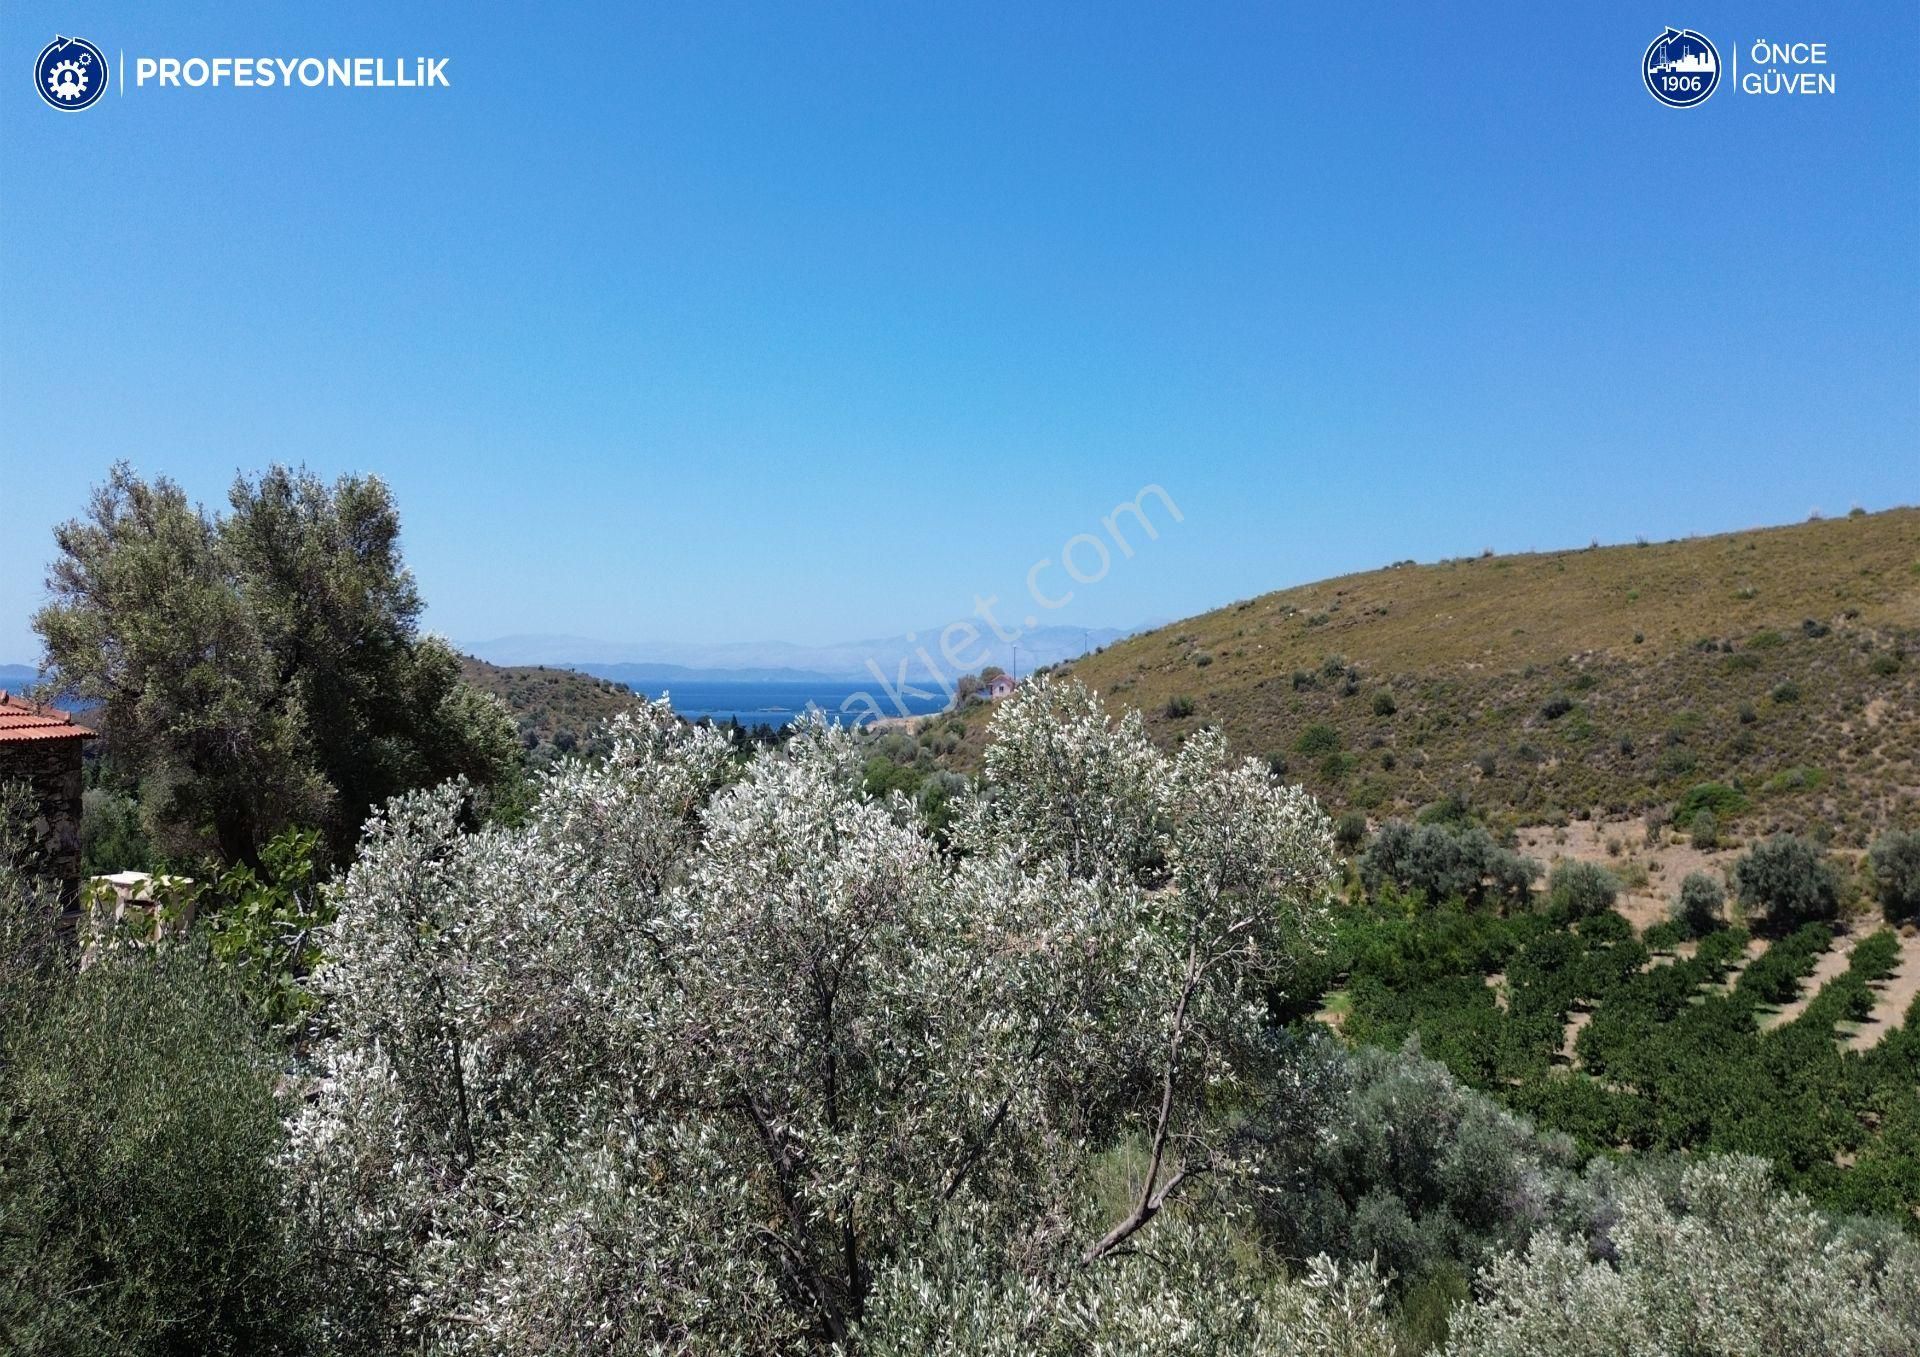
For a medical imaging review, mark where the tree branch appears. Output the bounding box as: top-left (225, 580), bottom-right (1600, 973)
top-left (1083, 943), bottom-right (1204, 1264)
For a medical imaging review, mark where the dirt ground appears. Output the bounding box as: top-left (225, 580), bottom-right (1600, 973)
top-left (1515, 819), bottom-right (1746, 933)
top-left (1517, 816), bottom-right (1910, 1049)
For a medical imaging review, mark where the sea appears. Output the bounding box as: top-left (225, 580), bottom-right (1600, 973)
top-left (625, 681), bottom-right (951, 729)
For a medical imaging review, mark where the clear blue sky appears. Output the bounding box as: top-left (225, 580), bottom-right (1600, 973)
top-left (3, 4), bottom-right (1915, 661)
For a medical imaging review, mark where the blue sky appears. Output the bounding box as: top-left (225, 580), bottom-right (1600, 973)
top-left (2, 4), bottom-right (1915, 661)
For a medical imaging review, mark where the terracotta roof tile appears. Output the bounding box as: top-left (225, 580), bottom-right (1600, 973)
top-left (0, 691), bottom-right (96, 743)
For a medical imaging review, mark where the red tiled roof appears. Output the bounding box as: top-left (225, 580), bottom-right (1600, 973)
top-left (0, 691), bottom-right (95, 743)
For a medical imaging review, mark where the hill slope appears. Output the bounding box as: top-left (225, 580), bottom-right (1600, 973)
top-left (1034, 509), bottom-right (1919, 844)
top-left (459, 656), bottom-right (645, 763)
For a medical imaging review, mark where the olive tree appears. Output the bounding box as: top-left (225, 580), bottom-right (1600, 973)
top-left (289, 679), bottom-right (1337, 1353)
top-left (35, 463), bottom-right (519, 866)
top-left (1545, 860), bottom-right (1618, 922)
top-left (1442, 1157), bottom-right (1920, 1356)
top-left (1672, 870), bottom-right (1727, 936)
top-left (1868, 829), bottom-right (1920, 920)
top-left (1734, 834), bottom-right (1840, 929)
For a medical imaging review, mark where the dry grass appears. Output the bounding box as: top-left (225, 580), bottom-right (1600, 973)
top-left (960, 509), bottom-right (1920, 846)
top-left (460, 656), bottom-right (645, 757)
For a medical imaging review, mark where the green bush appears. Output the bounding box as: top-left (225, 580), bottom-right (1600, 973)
top-left (1333, 810), bottom-right (1369, 853)
top-left (1164, 694), bottom-right (1195, 719)
top-left (1249, 1035), bottom-right (1588, 1295)
top-left (79, 786), bottom-right (152, 876)
top-left (1689, 809), bottom-right (1719, 850)
top-left (1734, 835), bottom-right (1839, 929)
top-left (1850, 929), bottom-right (1901, 986)
top-left (1771, 680), bottom-right (1802, 704)
top-left (0, 939), bottom-right (311, 1353)
top-left (1372, 690), bottom-right (1398, 717)
top-left (1674, 782), bottom-right (1749, 824)
top-left (1736, 920), bottom-right (1833, 1004)
top-left (1294, 722), bottom-right (1340, 755)
top-left (1641, 918), bottom-right (1688, 951)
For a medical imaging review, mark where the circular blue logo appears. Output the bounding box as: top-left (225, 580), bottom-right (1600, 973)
top-left (35, 36), bottom-right (108, 111)
top-left (1643, 28), bottom-right (1719, 108)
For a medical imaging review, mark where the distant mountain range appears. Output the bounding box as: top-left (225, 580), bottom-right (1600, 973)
top-left (1, 623), bottom-right (1146, 707)
top-left (464, 623), bottom-right (1147, 685)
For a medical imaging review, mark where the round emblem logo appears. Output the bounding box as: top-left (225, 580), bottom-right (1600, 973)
top-left (1643, 28), bottom-right (1720, 109)
top-left (35, 35), bottom-right (108, 112)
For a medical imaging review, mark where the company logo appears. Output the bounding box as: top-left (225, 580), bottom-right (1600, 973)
top-left (1643, 28), bottom-right (1720, 108)
top-left (35, 35), bottom-right (109, 111)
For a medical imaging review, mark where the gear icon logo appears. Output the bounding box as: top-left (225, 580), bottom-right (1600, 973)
top-left (34, 35), bottom-right (108, 112)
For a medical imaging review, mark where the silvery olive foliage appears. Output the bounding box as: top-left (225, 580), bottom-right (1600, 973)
top-left (1442, 1156), bottom-right (1920, 1357)
top-left (289, 678), bottom-right (1339, 1353)
top-left (853, 1207), bottom-right (1393, 1357)
top-left (1247, 1033), bottom-right (1596, 1292)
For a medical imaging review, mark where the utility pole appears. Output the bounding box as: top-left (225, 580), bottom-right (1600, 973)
top-left (1010, 642), bottom-right (1019, 680)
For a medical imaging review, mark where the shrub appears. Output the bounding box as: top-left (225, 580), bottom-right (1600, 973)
top-left (1541, 695), bottom-right (1574, 721)
top-left (1850, 929), bottom-right (1901, 986)
top-left (1372, 690), bottom-right (1398, 717)
top-left (1770, 680), bottom-right (1801, 704)
top-left (1674, 782), bottom-right (1748, 823)
top-left (1870, 651), bottom-right (1904, 676)
top-left (1689, 810), bottom-right (1719, 850)
top-left (1656, 749), bottom-right (1698, 779)
top-left (1443, 1158), bottom-right (1920, 1357)
top-left (1868, 829), bottom-right (1920, 919)
top-left (0, 928), bottom-right (311, 1352)
top-left (1164, 693), bottom-right (1195, 719)
top-left (1641, 919), bottom-right (1687, 951)
top-left (1295, 723), bottom-right (1340, 755)
top-left (1673, 870), bottom-right (1726, 936)
top-left (1734, 835), bottom-right (1840, 928)
top-left (79, 786), bottom-right (151, 875)
top-left (1546, 861), bottom-right (1618, 921)
top-left (1334, 810), bottom-right (1369, 853)
top-left (1249, 1035), bottom-right (1589, 1295)
top-left (1318, 752), bottom-right (1354, 782)
top-left (1763, 765), bottom-right (1827, 795)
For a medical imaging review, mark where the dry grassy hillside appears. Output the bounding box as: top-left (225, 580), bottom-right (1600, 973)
top-left (459, 656), bottom-right (645, 763)
top-left (990, 509), bottom-right (1920, 845)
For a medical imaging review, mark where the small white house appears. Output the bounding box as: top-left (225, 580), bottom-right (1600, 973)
top-left (984, 673), bottom-right (1018, 699)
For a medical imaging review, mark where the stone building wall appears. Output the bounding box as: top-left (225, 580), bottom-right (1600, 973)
top-left (0, 736), bottom-right (86, 906)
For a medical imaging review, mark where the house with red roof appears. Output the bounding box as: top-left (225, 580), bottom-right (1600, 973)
top-left (0, 691), bottom-right (96, 908)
